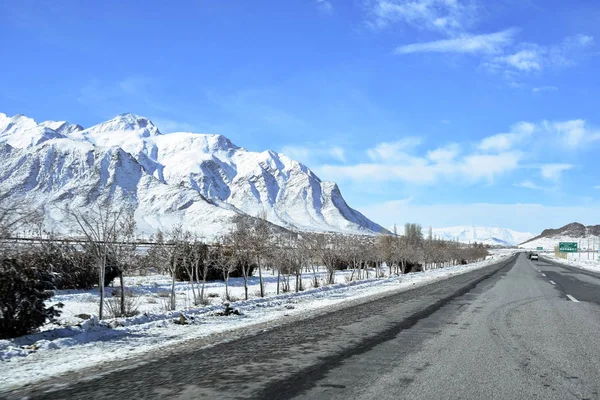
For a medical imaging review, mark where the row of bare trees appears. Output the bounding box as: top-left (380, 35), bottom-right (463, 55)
top-left (1, 200), bottom-right (489, 320)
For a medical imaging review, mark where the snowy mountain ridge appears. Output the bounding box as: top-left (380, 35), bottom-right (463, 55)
top-left (519, 222), bottom-right (600, 250)
top-left (0, 112), bottom-right (385, 237)
top-left (426, 226), bottom-right (535, 247)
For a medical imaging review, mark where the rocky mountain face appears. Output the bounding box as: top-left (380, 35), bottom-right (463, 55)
top-left (0, 112), bottom-right (385, 238)
top-left (520, 222), bottom-right (600, 248)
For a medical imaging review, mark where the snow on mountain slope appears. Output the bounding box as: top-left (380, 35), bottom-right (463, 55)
top-left (0, 113), bottom-right (83, 149)
top-left (0, 112), bottom-right (385, 236)
top-left (428, 226), bottom-right (535, 246)
top-left (519, 223), bottom-right (600, 250)
top-left (39, 120), bottom-right (83, 136)
top-left (0, 139), bottom-right (238, 237)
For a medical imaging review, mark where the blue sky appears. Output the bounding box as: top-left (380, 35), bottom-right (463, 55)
top-left (1, 0), bottom-right (600, 233)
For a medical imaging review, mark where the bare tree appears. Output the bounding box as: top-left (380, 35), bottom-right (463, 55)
top-left (69, 204), bottom-right (124, 320)
top-left (192, 240), bottom-right (209, 305)
top-left (0, 199), bottom-right (41, 241)
top-left (110, 209), bottom-right (137, 316)
top-left (149, 226), bottom-right (189, 311)
top-left (249, 211), bottom-right (271, 297)
top-left (229, 215), bottom-right (253, 300)
top-left (210, 240), bottom-right (235, 300)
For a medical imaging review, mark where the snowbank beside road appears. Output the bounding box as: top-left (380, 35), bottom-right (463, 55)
top-left (541, 254), bottom-right (600, 274)
top-left (0, 253), bottom-right (512, 392)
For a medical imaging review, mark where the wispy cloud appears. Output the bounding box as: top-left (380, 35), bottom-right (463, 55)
top-left (150, 117), bottom-right (197, 133)
top-left (532, 86), bottom-right (558, 93)
top-left (545, 119), bottom-right (600, 149)
top-left (319, 148), bottom-right (521, 185)
top-left (427, 143), bottom-right (460, 163)
top-left (485, 35), bottom-right (595, 76)
top-left (477, 119), bottom-right (600, 152)
top-left (358, 201), bottom-right (600, 232)
top-left (478, 121), bottom-right (535, 152)
top-left (395, 29), bottom-right (517, 55)
top-left (316, 0), bottom-right (333, 14)
top-left (540, 163), bottom-right (573, 181)
top-left (494, 49), bottom-right (542, 71)
top-left (595, 185), bottom-right (600, 190)
top-left (318, 116), bottom-right (600, 187)
top-left (514, 180), bottom-right (547, 191)
top-left (365, 0), bottom-right (477, 34)
top-left (366, 137), bottom-right (422, 162)
top-left (280, 143), bottom-right (346, 165)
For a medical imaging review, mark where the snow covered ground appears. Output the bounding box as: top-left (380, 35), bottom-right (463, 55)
top-left (519, 235), bottom-right (600, 252)
top-left (0, 253), bottom-right (512, 392)
top-left (541, 253), bottom-right (600, 273)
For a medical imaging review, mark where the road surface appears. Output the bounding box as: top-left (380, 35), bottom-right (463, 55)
top-left (6, 253), bottom-right (600, 400)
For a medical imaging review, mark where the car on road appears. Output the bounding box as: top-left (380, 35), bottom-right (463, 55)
top-left (530, 253), bottom-right (539, 261)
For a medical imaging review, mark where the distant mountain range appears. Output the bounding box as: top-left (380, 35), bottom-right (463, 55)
top-left (427, 226), bottom-right (535, 247)
top-left (0, 112), bottom-right (385, 237)
top-left (519, 222), bottom-right (600, 250)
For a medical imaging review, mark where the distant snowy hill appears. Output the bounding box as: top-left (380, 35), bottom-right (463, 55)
top-left (519, 222), bottom-right (600, 250)
top-left (0, 112), bottom-right (385, 237)
top-left (427, 226), bottom-right (535, 247)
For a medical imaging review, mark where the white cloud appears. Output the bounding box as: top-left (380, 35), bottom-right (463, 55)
top-left (280, 143), bottom-right (346, 165)
top-left (479, 133), bottom-right (519, 152)
top-left (497, 49), bottom-right (542, 71)
top-left (366, 137), bottom-right (422, 162)
top-left (514, 180), bottom-right (546, 190)
top-left (540, 163), bottom-right (573, 181)
top-left (427, 143), bottom-right (460, 162)
top-left (459, 152), bottom-right (521, 181)
top-left (357, 201), bottom-right (600, 233)
top-left (318, 118), bottom-right (596, 188)
top-left (478, 121), bottom-right (535, 151)
top-left (395, 29), bottom-right (517, 55)
top-left (486, 34), bottom-right (594, 76)
top-left (365, 0), bottom-right (477, 33)
top-left (546, 119), bottom-right (600, 148)
top-left (595, 185), bottom-right (600, 190)
top-left (532, 86), bottom-right (558, 93)
top-left (316, 0), bottom-right (333, 14)
top-left (549, 34), bottom-right (594, 67)
top-left (329, 146), bottom-right (346, 162)
top-left (319, 150), bottom-right (521, 184)
top-left (320, 162), bottom-right (440, 184)
top-left (150, 117), bottom-right (196, 133)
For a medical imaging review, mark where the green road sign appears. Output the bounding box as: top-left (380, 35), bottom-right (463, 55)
top-left (536, 247), bottom-right (543, 250)
top-left (558, 242), bottom-right (578, 252)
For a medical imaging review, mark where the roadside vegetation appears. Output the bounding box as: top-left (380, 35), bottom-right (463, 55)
top-left (0, 201), bottom-right (489, 338)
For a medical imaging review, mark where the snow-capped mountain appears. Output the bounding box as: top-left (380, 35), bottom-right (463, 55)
top-left (519, 223), bottom-right (600, 250)
top-left (0, 112), bottom-right (385, 237)
top-left (427, 226), bottom-right (535, 247)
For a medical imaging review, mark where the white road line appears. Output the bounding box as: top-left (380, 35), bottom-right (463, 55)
top-left (566, 294), bottom-right (580, 303)
top-left (549, 280), bottom-right (556, 285)
top-left (541, 273), bottom-right (546, 277)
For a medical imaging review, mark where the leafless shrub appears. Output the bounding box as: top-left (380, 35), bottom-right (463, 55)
top-left (226, 294), bottom-right (240, 302)
top-left (104, 290), bottom-right (140, 318)
top-left (196, 297), bottom-right (211, 306)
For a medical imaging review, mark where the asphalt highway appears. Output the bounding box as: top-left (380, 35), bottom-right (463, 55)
top-left (7, 253), bottom-right (600, 400)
